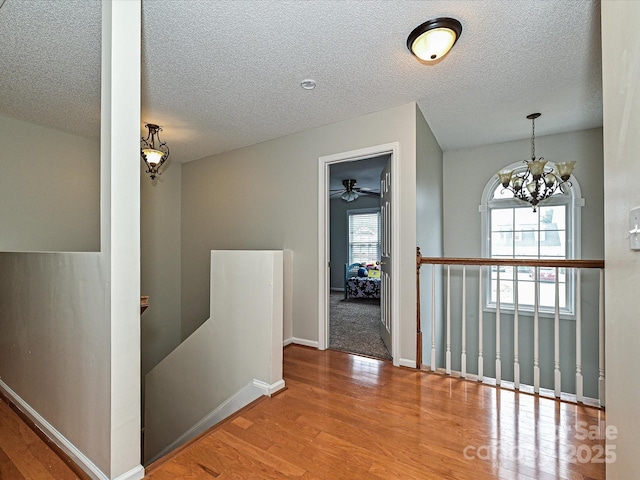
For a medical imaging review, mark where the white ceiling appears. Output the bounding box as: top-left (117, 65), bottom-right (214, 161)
top-left (0, 0), bottom-right (602, 165)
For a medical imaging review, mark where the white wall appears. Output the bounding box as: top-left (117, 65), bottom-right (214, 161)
top-left (601, 1), bottom-right (640, 477)
top-left (140, 161), bottom-right (182, 381)
top-left (0, 114), bottom-right (100, 252)
top-left (102, 2), bottom-right (142, 476)
top-left (145, 250), bottom-right (283, 463)
top-left (181, 102), bottom-right (418, 362)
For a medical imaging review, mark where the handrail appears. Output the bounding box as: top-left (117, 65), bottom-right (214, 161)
top-left (415, 248), bottom-right (605, 406)
top-left (419, 256), bottom-right (604, 269)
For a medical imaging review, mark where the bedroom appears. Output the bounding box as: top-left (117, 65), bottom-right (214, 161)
top-left (329, 155), bottom-right (390, 360)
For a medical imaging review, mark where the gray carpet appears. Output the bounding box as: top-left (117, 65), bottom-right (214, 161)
top-left (329, 292), bottom-right (391, 361)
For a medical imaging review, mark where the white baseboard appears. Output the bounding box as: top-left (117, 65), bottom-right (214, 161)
top-left (398, 358), bottom-right (417, 368)
top-left (0, 380), bottom-right (137, 480)
top-left (291, 337), bottom-right (319, 348)
top-left (283, 337), bottom-right (293, 346)
top-left (253, 378), bottom-right (286, 396)
top-left (330, 287), bottom-right (344, 292)
top-left (115, 465), bottom-right (145, 480)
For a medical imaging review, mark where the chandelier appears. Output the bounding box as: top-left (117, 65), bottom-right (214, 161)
top-left (497, 113), bottom-right (575, 212)
top-left (140, 123), bottom-right (169, 180)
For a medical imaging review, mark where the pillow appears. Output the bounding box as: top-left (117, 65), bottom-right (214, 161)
top-left (367, 269), bottom-right (381, 279)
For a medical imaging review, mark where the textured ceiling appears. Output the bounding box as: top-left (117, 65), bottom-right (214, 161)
top-left (0, 0), bottom-right (602, 164)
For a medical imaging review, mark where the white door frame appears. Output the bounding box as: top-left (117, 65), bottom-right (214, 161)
top-left (317, 142), bottom-right (401, 366)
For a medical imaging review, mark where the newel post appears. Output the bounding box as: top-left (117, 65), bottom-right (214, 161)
top-left (416, 247), bottom-right (422, 369)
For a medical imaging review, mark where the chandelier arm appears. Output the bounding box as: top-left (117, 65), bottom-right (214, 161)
top-left (498, 113), bottom-right (576, 211)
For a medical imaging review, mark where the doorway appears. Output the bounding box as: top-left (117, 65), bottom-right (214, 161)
top-left (328, 157), bottom-right (389, 360)
top-left (318, 143), bottom-right (400, 365)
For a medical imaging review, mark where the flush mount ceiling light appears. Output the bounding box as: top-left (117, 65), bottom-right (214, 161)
top-left (407, 17), bottom-right (462, 63)
top-left (497, 113), bottom-right (576, 211)
top-left (140, 123), bottom-right (169, 180)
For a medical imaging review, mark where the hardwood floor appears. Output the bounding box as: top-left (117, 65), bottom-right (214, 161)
top-left (0, 345), bottom-right (607, 479)
top-left (0, 395), bottom-right (82, 480)
top-left (146, 345), bottom-right (606, 479)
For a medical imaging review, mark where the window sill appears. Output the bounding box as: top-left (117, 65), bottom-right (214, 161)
top-left (483, 305), bottom-right (575, 321)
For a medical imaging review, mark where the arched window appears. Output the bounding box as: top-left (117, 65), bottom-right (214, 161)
top-left (480, 161), bottom-right (583, 316)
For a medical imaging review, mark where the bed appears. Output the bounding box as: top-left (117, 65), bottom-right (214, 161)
top-left (344, 262), bottom-right (381, 299)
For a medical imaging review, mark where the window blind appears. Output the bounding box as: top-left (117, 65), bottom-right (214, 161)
top-left (348, 211), bottom-right (381, 264)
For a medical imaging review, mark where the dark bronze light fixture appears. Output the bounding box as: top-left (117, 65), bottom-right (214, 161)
top-left (407, 17), bottom-right (462, 63)
top-left (341, 179), bottom-right (359, 202)
top-left (497, 113), bottom-right (576, 211)
top-left (140, 123), bottom-right (169, 180)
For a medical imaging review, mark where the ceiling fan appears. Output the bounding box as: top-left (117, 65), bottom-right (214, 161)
top-left (330, 179), bottom-right (380, 202)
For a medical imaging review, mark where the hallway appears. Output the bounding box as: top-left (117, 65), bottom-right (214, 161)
top-left (1, 345), bottom-right (606, 479)
top-left (144, 345), bottom-right (606, 479)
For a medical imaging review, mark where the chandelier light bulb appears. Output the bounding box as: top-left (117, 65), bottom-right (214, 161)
top-left (140, 123), bottom-right (170, 180)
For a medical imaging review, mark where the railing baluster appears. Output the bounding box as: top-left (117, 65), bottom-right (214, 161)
top-left (514, 267), bottom-right (520, 389)
top-left (495, 267), bottom-right (501, 386)
top-left (416, 256), bottom-right (604, 406)
top-left (576, 269), bottom-right (583, 402)
top-left (599, 269), bottom-right (606, 407)
top-left (461, 266), bottom-right (467, 379)
top-left (478, 266), bottom-right (483, 381)
top-left (534, 267), bottom-right (540, 394)
top-left (446, 265), bottom-right (451, 375)
top-left (554, 266), bottom-right (561, 398)
top-left (431, 265), bottom-right (437, 371)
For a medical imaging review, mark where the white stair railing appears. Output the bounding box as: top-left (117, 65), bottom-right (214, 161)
top-left (417, 256), bottom-right (605, 406)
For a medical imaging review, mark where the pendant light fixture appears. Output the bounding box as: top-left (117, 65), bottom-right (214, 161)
top-left (407, 17), bottom-right (462, 63)
top-left (140, 123), bottom-right (169, 180)
top-left (497, 113), bottom-right (576, 211)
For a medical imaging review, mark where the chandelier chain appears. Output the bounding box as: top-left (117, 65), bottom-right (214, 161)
top-left (531, 117), bottom-right (536, 161)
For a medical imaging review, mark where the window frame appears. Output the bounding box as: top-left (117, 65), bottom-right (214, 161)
top-left (347, 207), bottom-right (382, 265)
top-left (480, 161), bottom-right (584, 319)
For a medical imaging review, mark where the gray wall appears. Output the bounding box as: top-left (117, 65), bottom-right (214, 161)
top-left (416, 105), bottom-right (444, 365)
top-left (602, 2), bottom-right (640, 477)
top-left (329, 195), bottom-right (381, 290)
top-left (181, 102), bottom-right (419, 362)
top-left (441, 128), bottom-right (604, 397)
top-left (0, 3), bottom-right (143, 478)
top-left (141, 161), bottom-right (182, 382)
top-left (0, 252), bottom-right (110, 470)
top-left (0, 114), bottom-right (100, 252)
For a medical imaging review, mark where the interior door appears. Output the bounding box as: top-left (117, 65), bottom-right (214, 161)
top-left (379, 159), bottom-right (392, 355)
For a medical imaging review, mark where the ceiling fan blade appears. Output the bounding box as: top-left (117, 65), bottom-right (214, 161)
top-left (354, 188), bottom-right (380, 196)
